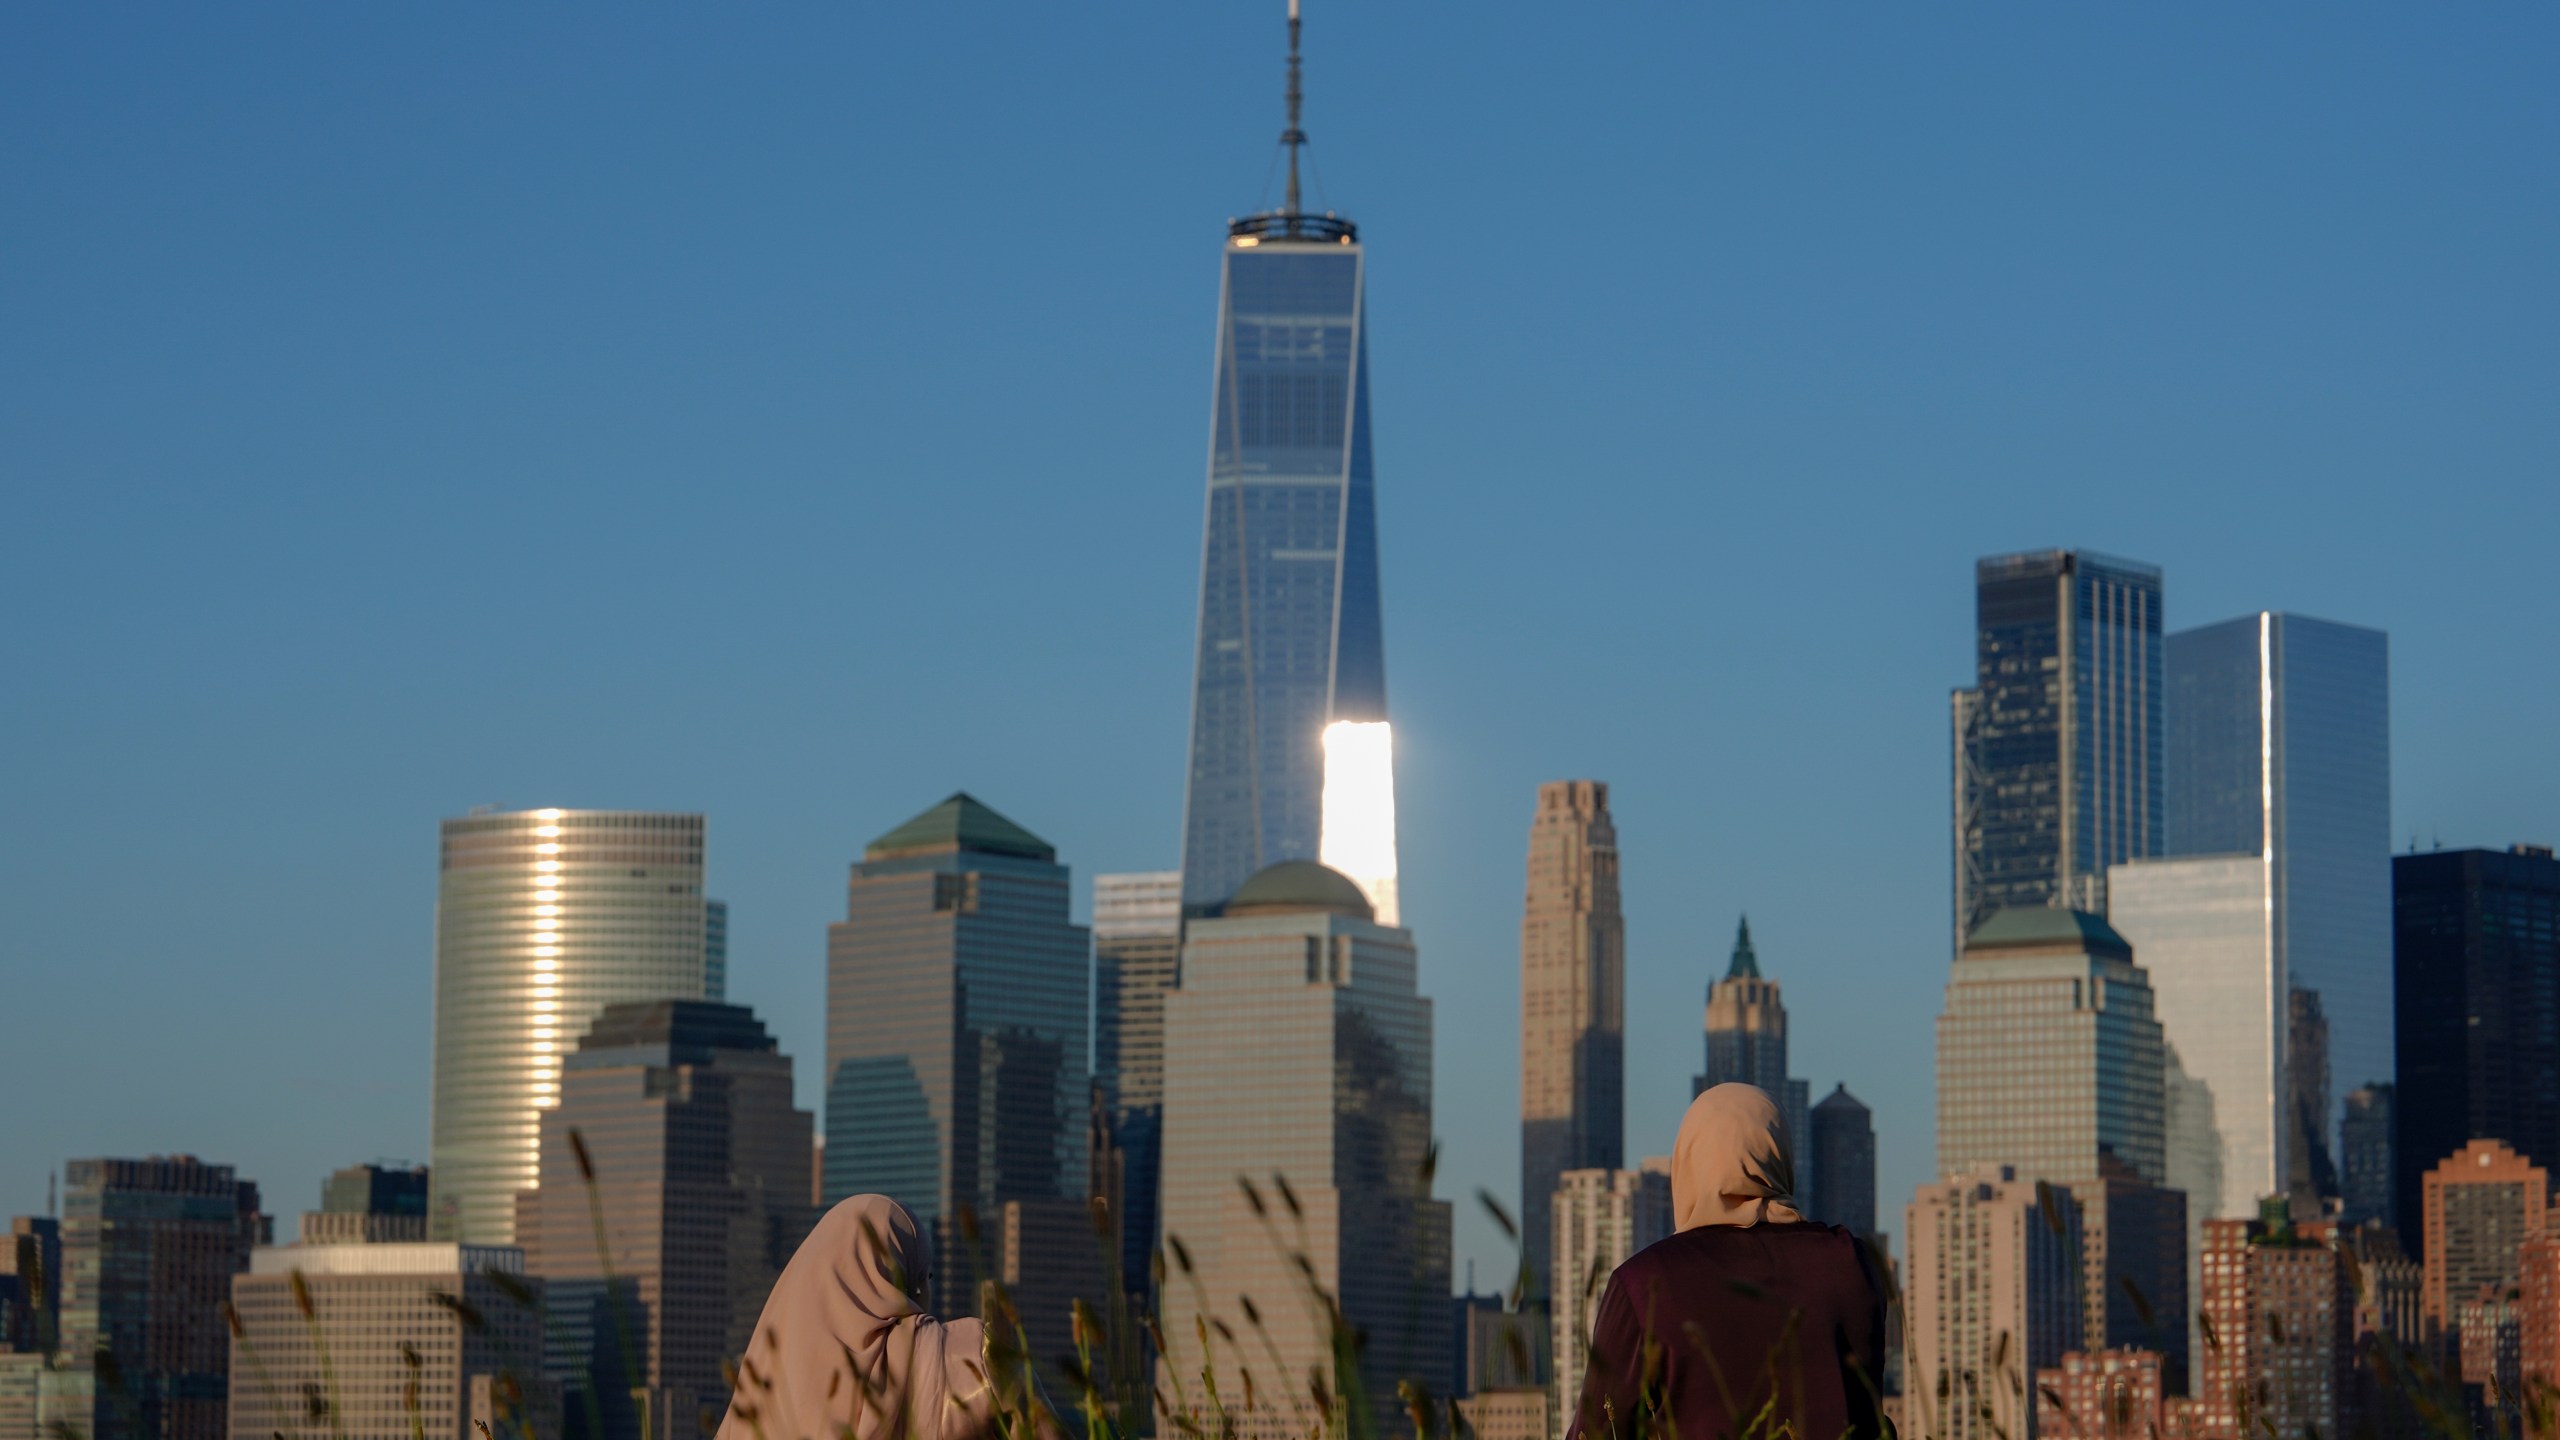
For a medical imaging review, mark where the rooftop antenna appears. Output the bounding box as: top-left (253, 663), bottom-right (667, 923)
top-left (1282, 0), bottom-right (1305, 226)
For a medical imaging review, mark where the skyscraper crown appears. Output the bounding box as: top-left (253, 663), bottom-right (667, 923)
top-left (1727, 915), bottom-right (1761, 979)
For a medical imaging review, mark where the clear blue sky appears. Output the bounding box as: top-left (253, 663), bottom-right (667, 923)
top-left (5, 3), bottom-right (2554, 1289)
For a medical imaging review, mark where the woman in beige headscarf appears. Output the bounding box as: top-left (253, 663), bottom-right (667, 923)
top-left (1565, 1084), bottom-right (1886, 1440)
top-left (718, 1195), bottom-right (998, 1440)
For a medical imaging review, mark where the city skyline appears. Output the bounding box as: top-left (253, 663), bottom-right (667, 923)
top-left (7, 1), bottom-right (2559, 1298)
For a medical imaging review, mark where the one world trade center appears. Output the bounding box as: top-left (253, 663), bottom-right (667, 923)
top-left (1178, 0), bottom-right (1390, 916)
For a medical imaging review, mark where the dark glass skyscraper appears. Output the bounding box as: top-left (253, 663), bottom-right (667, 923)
top-left (1953, 550), bottom-right (2163, 947)
top-left (2392, 844), bottom-right (2560, 1254)
top-left (57, 1157), bottom-right (267, 1440)
top-left (1808, 1084), bottom-right (1877, 1238)
top-left (1177, 20), bottom-right (1385, 912)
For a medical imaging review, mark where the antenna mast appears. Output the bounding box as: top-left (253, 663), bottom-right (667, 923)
top-left (1282, 0), bottom-right (1305, 224)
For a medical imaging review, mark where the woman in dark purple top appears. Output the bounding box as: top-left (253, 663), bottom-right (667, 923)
top-left (1565, 1084), bottom-right (1889, 1440)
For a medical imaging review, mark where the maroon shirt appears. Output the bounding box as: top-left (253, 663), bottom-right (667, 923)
top-left (1565, 1221), bottom-right (1888, 1440)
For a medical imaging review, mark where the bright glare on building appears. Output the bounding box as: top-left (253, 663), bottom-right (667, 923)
top-left (1320, 720), bottom-right (1400, 925)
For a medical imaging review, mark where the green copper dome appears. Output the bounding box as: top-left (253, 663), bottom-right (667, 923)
top-left (1963, 905), bottom-right (2131, 957)
top-left (1224, 860), bottom-right (1374, 920)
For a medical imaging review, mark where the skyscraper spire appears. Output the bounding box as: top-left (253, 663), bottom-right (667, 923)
top-left (1186, 0), bottom-right (1373, 907)
top-left (1728, 914), bottom-right (1761, 980)
top-left (1282, 0), bottom-right (1306, 221)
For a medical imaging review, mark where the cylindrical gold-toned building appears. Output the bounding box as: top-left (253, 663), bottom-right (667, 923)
top-left (428, 808), bottom-right (712, 1244)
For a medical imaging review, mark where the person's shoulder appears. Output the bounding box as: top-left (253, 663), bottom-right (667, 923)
top-left (1634, 1221), bottom-right (1867, 1261)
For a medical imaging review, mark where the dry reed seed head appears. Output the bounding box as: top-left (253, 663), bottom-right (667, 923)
top-left (957, 1204), bottom-right (981, 1244)
top-left (568, 1129), bottom-right (595, 1182)
top-left (1473, 1190), bottom-right (1519, 1241)
top-left (401, 1343), bottom-right (422, 1371)
top-left (1240, 1295), bottom-right (1262, 1328)
top-left (826, 1371), bottom-right (842, 1401)
top-left (1212, 1319), bottom-right (1237, 1344)
top-left (290, 1269), bottom-right (315, 1320)
top-left (2116, 1273), bottom-right (2156, 1328)
top-left (1238, 1175), bottom-right (1266, 1217)
top-left (222, 1302), bottom-right (246, 1340)
top-left (1272, 1173), bottom-right (1301, 1220)
top-left (429, 1290), bottom-right (489, 1332)
top-left (476, 1421), bottom-right (496, 1440)
top-left (303, 1382), bottom-right (328, 1421)
top-left (1169, 1234), bottom-right (1195, 1276)
top-left (1420, 1141), bottom-right (1439, 1188)
top-left (487, 1270), bottom-right (537, 1309)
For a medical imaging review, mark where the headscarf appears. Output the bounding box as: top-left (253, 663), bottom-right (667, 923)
top-left (1670, 1083), bottom-right (1804, 1231)
top-left (717, 1195), bottom-right (996, 1440)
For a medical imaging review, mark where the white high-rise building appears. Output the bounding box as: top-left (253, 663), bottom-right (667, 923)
top-left (1549, 1165), bottom-right (1670, 1439)
top-left (1159, 861), bottom-right (1449, 1440)
top-left (1936, 908), bottom-right (2167, 1189)
top-left (429, 809), bottom-right (713, 1243)
top-left (228, 1243), bottom-right (543, 1440)
top-left (2104, 857), bottom-right (2274, 1221)
top-left (1905, 1168), bottom-right (2084, 1440)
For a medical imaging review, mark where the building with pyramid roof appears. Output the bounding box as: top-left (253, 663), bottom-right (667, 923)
top-left (1696, 916), bottom-right (1810, 1168)
top-left (822, 793), bottom-right (1097, 1368)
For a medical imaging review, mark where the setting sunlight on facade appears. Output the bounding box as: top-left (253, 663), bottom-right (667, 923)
top-left (1319, 719), bottom-right (1399, 926)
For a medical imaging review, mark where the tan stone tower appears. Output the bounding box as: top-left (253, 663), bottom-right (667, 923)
top-left (1519, 780), bottom-right (1624, 1306)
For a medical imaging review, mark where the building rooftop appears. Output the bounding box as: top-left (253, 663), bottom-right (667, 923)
top-left (1224, 859), bottom-right (1373, 920)
top-left (1813, 1083), bottom-right (1868, 1118)
top-left (867, 792), bottom-right (1054, 862)
top-left (1227, 212), bottom-right (1358, 245)
top-left (249, 1242), bottom-right (522, 1277)
top-left (574, 999), bottom-right (776, 1062)
top-left (1963, 906), bottom-right (2133, 958)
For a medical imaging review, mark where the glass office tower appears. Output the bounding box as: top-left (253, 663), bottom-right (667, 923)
top-left (1092, 869), bottom-right (1184, 1300)
top-left (1953, 550), bottom-right (2163, 948)
top-left (1179, 209), bottom-right (1386, 912)
top-left (2164, 613), bottom-right (2392, 1167)
top-left (2150, 617), bottom-right (2385, 1199)
top-left (429, 809), bottom-right (713, 1244)
top-left (2392, 845), bottom-right (2560, 1249)
top-left (821, 793), bottom-right (1090, 1312)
